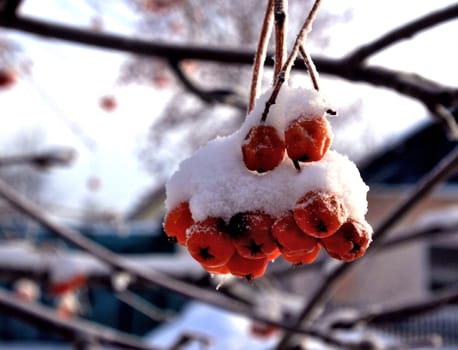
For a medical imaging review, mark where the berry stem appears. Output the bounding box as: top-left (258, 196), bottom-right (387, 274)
top-left (247, 0), bottom-right (274, 113)
top-left (299, 44), bottom-right (320, 91)
top-left (273, 0), bottom-right (288, 81)
top-left (260, 0), bottom-right (323, 122)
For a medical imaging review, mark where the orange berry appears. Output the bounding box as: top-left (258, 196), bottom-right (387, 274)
top-left (271, 211), bottom-right (318, 256)
top-left (284, 116), bottom-right (331, 163)
top-left (226, 252), bottom-right (268, 280)
top-left (293, 190), bottom-right (347, 238)
top-left (187, 217), bottom-right (234, 268)
top-left (229, 212), bottom-right (278, 259)
top-left (241, 125), bottom-right (285, 173)
top-left (202, 262), bottom-right (230, 275)
top-left (320, 218), bottom-right (371, 262)
top-left (282, 244), bottom-right (321, 266)
top-left (163, 202), bottom-right (194, 245)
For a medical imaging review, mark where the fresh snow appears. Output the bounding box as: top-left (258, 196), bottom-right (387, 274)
top-left (166, 87), bottom-right (371, 231)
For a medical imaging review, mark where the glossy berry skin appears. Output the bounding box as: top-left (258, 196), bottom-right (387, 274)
top-left (293, 190), bottom-right (347, 238)
top-left (271, 211), bottom-right (319, 256)
top-left (242, 125), bottom-right (285, 173)
top-left (284, 116), bottom-right (332, 163)
top-left (320, 218), bottom-right (371, 262)
top-left (163, 202), bottom-right (194, 245)
top-left (203, 263), bottom-right (231, 275)
top-left (229, 212), bottom-right (278, 259)
top-left (186, 217), bottom-right (234, 268)
top-left (282, 244), bottom-right (321, 266)
top-left (226, 252), bottom-right (268, 280)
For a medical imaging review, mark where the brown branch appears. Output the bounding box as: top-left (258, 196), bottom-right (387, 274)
top-left (299, 44), bottom-right (319, 91)
top-left (345, 3), bottom-right (458, 64)
top-left (330, 285), bottom-right (458, 329)
top-left (0, 147), bottom-right (76, 169)
top-left (168, 59), bottom-right (245, 110)
top-left (0, 287), bottom-right (160, 350)
top-left (273, 0), bottom-right (287, 79)
top-left (260, 0), bottom-right (323, 122)
top-left (247, 0), bottom-right (274, 113)
top-left (0, 11), bottom-right (457, 114)
top-left (274, 144), bottom-right (458, 350)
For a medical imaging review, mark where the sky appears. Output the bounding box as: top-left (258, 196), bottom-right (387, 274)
top-left (0, 0), bottom-right (456, 219)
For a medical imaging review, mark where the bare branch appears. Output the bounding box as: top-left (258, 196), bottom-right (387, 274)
top-left (168, 60), bottom-right (245, 110)
top-left (299, 44), bottom-right (319, 91)
top-left (345, 3), bottom-right (458, 64)
top-left (260, 0), bottom-right (323, 122)
top-left (0, 147), bottom-right (76, 169)
top-left (247, 0), bottom-right (274, 113)
top-left (330, 285), bottom-right (458, 329)
top-left (0, 11), bottom-right (457, 114)
top-left (0, 287), bottom-right (160, 350)
top-left (273, 0), bottom-right (287, 79)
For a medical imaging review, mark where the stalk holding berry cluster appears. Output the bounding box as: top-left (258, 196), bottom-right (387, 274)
top-left (163, 86), bottom-right (372, 280)
top-left (163, 0), bottom-right (372, 280)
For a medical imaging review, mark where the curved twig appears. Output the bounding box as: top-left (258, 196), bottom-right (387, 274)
top-left (0, 10), bottom-right (457, 114)
top-left (344, 3), bottom-right (458, 64)
top-left (168, 59), bottom-right (245, 110)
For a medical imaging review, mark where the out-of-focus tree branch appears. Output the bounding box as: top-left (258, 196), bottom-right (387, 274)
top-left (0, 287), bottom-right (160, 350)
top-left (0, 5), bottom-right (456, 117)
top-left (0, 147), bottom-right (76, 169)
top-left (330, 285), bottom-right (458, 329)
top-left (344, 3), bottom-right (458, 64)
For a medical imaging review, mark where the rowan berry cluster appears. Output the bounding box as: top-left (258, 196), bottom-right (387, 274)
top-left (164, 87), bottom-right (372, 280)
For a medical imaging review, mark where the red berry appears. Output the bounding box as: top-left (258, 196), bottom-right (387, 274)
top-left (202, 263), bottom-right (230, 275)
top-left (282, 244), bottom-right (321, 266)
top-left (284, 116), bottom-right (332, 163)
top-left (242, 125), bottom-right (285, 173)
top-left (226, 252), bottom-right (268, 280)
top-left (229, 212), bottom-right (278, 259)
top-left (99, 95), bottom-right (117, 112)
top-left (0, 68), bottom-right (16, 89)
top-left (187, 217), bottom-right (234, 268)
top-left (163, 202), bottom-right (194, 245)
top-left (293, 190), bottom-right (347, 238)
top-left (320, 218), bottom-right (371, 262)
top-left (271, 211), bottom-right (318, 256)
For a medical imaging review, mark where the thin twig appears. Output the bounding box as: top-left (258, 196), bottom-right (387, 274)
top-left (168, 60), bottom-right (245, 110)
top-left (345, 3), bottom-right (458, 64)
top-left (260, 0), bottom-right (323, 122)
top-left (299, 45), bottom-right (319, 91)
top-left (273, 0), bottom-right (287, 79)
top-left (330, 285), bottom-right (458, 329)
top-left (0, 287), bottom-right (159, 350)
top-left (247, 0), bottom-right (274, 113)
top-left (274, 144), bottom-right (458, 350)
top-left (1, 10), bottom-right (457, 113)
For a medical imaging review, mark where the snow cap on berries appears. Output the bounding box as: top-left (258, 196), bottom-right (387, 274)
top-left (166, 86), bottom-right (368, 225)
